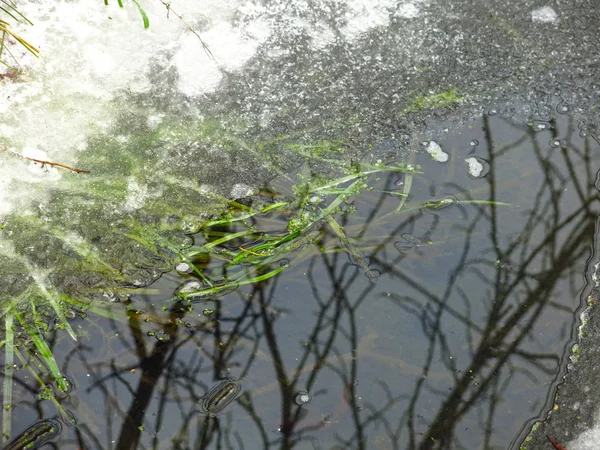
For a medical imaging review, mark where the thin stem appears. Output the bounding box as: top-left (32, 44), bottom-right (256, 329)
top-left (0, 147), bottom-right (90, 174)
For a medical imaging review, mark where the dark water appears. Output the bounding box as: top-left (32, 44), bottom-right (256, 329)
top-left (5, 112), bottom-right (600, 449)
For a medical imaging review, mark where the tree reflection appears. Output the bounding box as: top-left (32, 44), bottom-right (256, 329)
top-left (367, 114), bottom-right (599, 449)
top-left (3, 113), bottom-right (599, 450)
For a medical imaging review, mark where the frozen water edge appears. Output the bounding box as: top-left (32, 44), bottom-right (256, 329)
top-left (0, 0), bottom-right (428, 220)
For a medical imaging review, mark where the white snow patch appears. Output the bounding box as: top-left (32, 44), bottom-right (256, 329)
top-left (0, 146), bottom-right (63, 216)
top-left (465, 157), bottom-right (484, 177)
top-left (175, 21), bottom-right (269, 96)
top-left (531, 6), bottom-right (558, 24)
top-left (123, 178), bottom-right (149, 211)
top-left (395, 0), bottom-right (427, 19)
top-left (426, 141), bottom-right (449, 162)
top-left (230, 183), bottom-right (255, 199)
top-left (341, 0), bottom-right (397, 39)
top-left (147, 114), bottom-right (165, 131)
top-left (569, 426), bottom-right (600, 450)
top-left (21, 147), bottom-right (60, 177)
top-left (1, 0), bottom-right (418, 219)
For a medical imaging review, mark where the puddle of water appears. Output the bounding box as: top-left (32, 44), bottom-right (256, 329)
top-left (4, 111), bottom-right (598, 449)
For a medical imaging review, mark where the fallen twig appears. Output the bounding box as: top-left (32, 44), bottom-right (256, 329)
top-left (1, 147), bottom-right (90, 174)
top-left (156, 0), bottom-right (216, 62)
top-left (22, 156), bottom-right (90, 174)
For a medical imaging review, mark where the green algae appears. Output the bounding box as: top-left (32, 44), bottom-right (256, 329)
top-left (519, 422), bottom-right (540, 450)
top-left (404, 89), bottom-right (463, 113)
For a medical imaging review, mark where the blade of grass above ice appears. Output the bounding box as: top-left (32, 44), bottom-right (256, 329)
top-left (2, 313), bottom-right (14, 445)
top-left (14, 312), bottom-right (68, 392)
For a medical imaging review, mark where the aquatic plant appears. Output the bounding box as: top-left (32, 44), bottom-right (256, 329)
top-left (1, 101), bottom-right (413, 443)
top-left (404, 89), bottom-right (463, 113)
top-left (165, 160), bottom-right (512, 305)
top-left (0, 113), bottom-right (237, 443)
top-left (170, 162), bottom-right (421, 302)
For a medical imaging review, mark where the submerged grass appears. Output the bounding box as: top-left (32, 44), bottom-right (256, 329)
top-left (14, 312), bottom-right (68, 391)
top-left (167, 162), bottom-right (416, 301)
top-left (0, 300), bottom-right (72, 444)
top-left (165, 161), bottom-right (512, 303)
top-left (165, 159), bottom-right (514, 305)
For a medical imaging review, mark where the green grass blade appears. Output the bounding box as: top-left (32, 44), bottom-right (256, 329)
top-left (131, 0), bottom-right (150, 28)
top-left (2, 313), bottom-right (14, 444)
top-left (458, 200), bottom-right (511, 206)
top-left (178, 265), bottom-right (287, 301)
top-left (311, 172), bottom-right (370, 192)
top-left (203, 230), bottom-right (255, 250)
top-left (0, 29), bottom-right (5, 63)
top-left (311, 165), bottom-right (416, 193)
top-left (0, 46), bottom-right (20, 69)
top-left (260, 201), bottom-right (289, 213)
top-left (178, 282), bottom-right (238, 301)
top-left (180, 258), bottom-right (214, 287)
top-left (315, 180), bottom-right (361, 219)
top-left (14, 313), bottom-right (68, 392)
top-left (0, 24), bottom-right (39, 57)
top-left (12, 347), bottom-right (74, 424)
top-left (236, 266), bottom-right (286, 284)
top-left (199, 200), bottom-right (288, 227)
top-left (0, 6), bottom-right (21, 23)
top-left (395, 172), bottom-right (413, 212)
top-left (30, 335), bottom-right (67, 391)
top-left (202, 211), bottom-right (260, 228)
